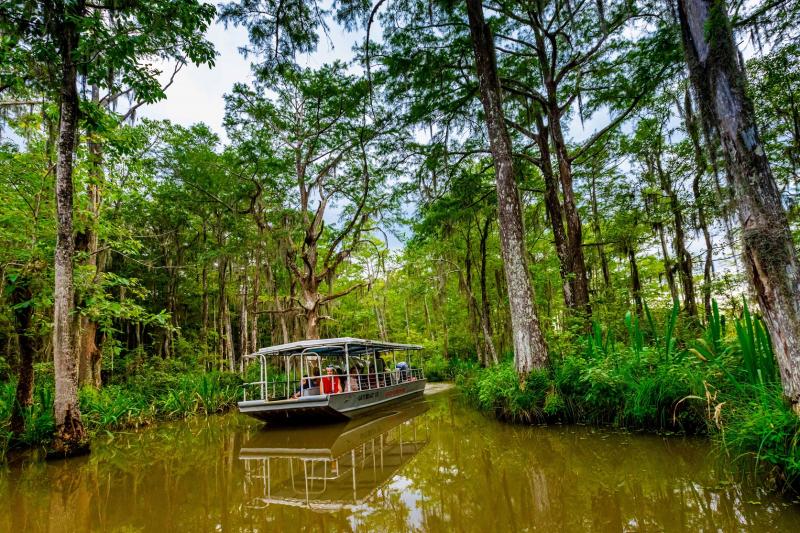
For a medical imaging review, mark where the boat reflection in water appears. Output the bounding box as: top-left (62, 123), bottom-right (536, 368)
top-left (239, 399), bottom-right (429, 511)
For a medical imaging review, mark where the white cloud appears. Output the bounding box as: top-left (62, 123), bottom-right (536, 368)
top-left (138, 21), bottom-right (252, 142)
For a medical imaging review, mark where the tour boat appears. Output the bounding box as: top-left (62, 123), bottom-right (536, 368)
top-left (237, 337), bottom-right (426, 424)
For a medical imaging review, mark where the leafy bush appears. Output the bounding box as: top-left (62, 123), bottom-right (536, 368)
top-left (0, 367), bottom-right (243, 458)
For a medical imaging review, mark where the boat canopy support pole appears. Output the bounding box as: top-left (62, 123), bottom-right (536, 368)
top-left (285, 356), bottom-right (290, 399)
top-left (260, 354), bottom-right (267, 400)
top-left (373, 349), bottom-right (378, 389)
top-left (345, 343), bottom-right (350, 382)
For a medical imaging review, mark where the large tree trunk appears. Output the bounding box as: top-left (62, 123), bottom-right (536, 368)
top-left (52, 12), bottom-right (87, 455)
top-left (533, 110), bottom-right (573, 309)
top-left (547, 106), bottom-right (591, 316)
top-left (528, 15), bottom-right (590, 316)
top-left (678, 0), bottom-right (800, 406)
top-left (466, 0), bottom-right (549, 374)
top-left (423, 294), bottom-right (433, 340)
top-left (302, 289), bottom-right (321, 340)
top-left (77, 84), bottom-right (104, 389)
top-left (217, 254), bottom-right (230, 369)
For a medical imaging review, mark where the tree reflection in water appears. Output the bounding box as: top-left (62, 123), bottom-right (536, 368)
top-left (0, 391), bottom-right (798, 532)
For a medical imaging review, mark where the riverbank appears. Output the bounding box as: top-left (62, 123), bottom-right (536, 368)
top-left (450, 306), bottom-right (800, 494)
top-left (0, 367), bottom-right (242, 460)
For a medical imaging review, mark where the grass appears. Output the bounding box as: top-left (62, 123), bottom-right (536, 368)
top-left (458, 300), bottom-right (800, 492)
top-left (0, 368), bottom-right (242, 459)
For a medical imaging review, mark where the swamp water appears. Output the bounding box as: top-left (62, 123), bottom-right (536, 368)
top-left (1, 389), bottom-right (799, 532)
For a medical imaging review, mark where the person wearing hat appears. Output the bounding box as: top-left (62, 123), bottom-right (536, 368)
top-left (320, 365), bottom-right (342, 394)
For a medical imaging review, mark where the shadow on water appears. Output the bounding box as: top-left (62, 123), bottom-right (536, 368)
top-left (0, 390), bottom-right (798, 531)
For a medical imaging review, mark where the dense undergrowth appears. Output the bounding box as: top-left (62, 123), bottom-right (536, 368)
top-left (456, 301), bottom-right (800, 491)
top-left (0, 362), bottom-right (242, 460)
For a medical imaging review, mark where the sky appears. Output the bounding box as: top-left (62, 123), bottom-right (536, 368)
top-left (137, 15), bottom-right (406, 246)
top-left (135, 8), bottom-right (729, 265)
top-left (139, 17), bottom-right (366, 143)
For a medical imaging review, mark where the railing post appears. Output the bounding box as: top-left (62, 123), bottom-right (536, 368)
top-left (260, 354), bottom-right (267, 401)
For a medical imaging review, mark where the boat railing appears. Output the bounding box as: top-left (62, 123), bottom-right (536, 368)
top-left (242, 367), bottom-right (425, 402)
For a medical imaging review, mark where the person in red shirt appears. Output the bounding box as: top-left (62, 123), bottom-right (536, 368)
top-left (320, 365), bottom-right (342, 394)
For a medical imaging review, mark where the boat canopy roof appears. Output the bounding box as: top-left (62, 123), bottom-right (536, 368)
top-left (245, 337), bottom-right (423, 359)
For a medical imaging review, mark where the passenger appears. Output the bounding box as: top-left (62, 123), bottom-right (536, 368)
top-left (291, 366), bottom-right (320, 398)
top-left (396, 361), bottom-right (409, 382)
top-left (376, 356), bottom-right (386, 386)
top-left (320, 365), bottom-right (342, 394)
top-left (335, 366), bottom-right (347, 391)
top-left (345, 367), bottom-right (360, 392)
top-left (358, 365), bottom-right (369, 390)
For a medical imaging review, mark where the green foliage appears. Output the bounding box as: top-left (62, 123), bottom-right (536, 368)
top-left (721, 383), bottom-right (800, 485)
top-left (0, 369), bottom-right (242, 458)
top-left (733, 301), bottom-right (779, 386)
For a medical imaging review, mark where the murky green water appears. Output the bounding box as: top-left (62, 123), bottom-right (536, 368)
top-left (1, 389), bottom-right (798, 532)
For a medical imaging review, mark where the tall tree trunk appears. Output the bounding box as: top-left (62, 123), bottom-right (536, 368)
top-left (218, 255), bottom-right (228, 369)
top-left (404, 299), bottom-right (411, 341)
top-left (250, 246), bottom-right (261, 354)
top-left (224, 263), bottom-right (235, 371)
top-left (239, 268), bottom-right (249, 372)
top-left (478, 215), bottom-right (498, 364)
top-left (297, 226), bottom-right (322, 340)
top-left (656, 222), bottom-right (680, 304)
top-left (434, 264), bottom-right (449, 358)
top-left (276, 296), bottom-right (289, 344)
top-left (547, 107), bottom-right (591, 316)
top-left (374, 304), bottom-right (388, 341)
top-left (529, 14), bottom-right (590, 316)
top-left (78, 84), bottom-right (104, 389)
top-left (52, 10), bottom-right (87, 454)
top-left (533, 110), bottom-right (573, 309)
top-left (684, 89), bottom-right (715, 321)
top-left (463, 230), bottom-right (484, 363)
top-left (655, 149), bottom-right (697, 317)
top-left (201, 263), bottom-right (209, 365)
top-left (10, 276), bottom-right (35, 435)
top-left (589, 173), bottom-right (611, 290)
top-left (466, 0), bottom-right (549, 374)
top-left (423, 295), bottom-right (433, 340)
top-left (304, 302), bottom-right (321, 340)
top-left (627, 244), bottom-right (644, 317)
top-left (678, 0), bottom-right (800, 407)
